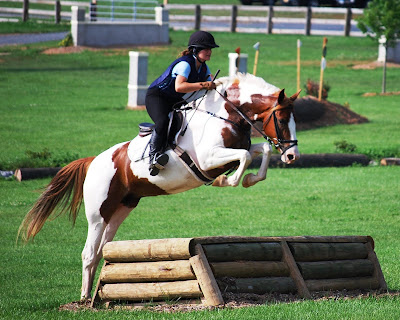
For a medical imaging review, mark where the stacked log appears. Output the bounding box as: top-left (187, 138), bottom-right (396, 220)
top-left (92, 236), bottom-right (387, 307)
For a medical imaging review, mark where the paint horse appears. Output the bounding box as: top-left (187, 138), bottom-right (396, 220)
top-left (19, 73), bottom-right (300, 300)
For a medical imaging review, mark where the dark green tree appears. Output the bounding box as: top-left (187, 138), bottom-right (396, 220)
top-left (357, 0), bottom-right (400, 93)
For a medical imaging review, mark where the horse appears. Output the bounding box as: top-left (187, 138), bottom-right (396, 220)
top-left (18, 73), bottom-right (300, 300)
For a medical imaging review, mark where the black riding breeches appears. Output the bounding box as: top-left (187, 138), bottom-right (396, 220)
top-left (145, 87), bottom-right (180, 137)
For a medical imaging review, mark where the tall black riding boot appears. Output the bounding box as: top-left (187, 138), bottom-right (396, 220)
top-left (148, 131), bottom-right (169, 176)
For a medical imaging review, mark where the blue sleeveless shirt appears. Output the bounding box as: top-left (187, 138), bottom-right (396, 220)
top-left (149, 55), bottom-right (209, 102)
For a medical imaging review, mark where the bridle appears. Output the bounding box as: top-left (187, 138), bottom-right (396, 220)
top-left (263, 106), bottom-right (299, 154)
top-left (215, 89), bottom-right (298, 155)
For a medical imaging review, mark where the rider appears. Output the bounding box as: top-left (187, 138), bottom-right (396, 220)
top-left (145, 30), bottom-right (219, 176)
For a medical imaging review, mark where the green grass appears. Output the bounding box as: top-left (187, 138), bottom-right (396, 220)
top-left (1, 167), bottom-right (399, 319)
top-left (1, 31), bottom-right (399, 169)
top-left (0, 20), bottom-right (70, 33)
top-left (0, 28), bottom-right (400, 319)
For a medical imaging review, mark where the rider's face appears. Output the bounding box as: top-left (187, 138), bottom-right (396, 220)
top-left (197, 48), bottom-right (212, 62)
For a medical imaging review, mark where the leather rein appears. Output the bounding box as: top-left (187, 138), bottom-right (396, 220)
top-left (214, 89), bottom-right (298, 155)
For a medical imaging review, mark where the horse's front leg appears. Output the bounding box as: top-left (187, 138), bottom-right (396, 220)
top-left (242, 142), bottom-right (272, 188)
top-left (200, 147), bottom-right (252, 187)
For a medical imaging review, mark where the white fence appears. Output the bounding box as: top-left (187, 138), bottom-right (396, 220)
top-left (89, 0), bottom-right (158, 21)
top-left (165, 4), bottom-right (365, 37)
top-left (0, 1), bottom-right (365, 37)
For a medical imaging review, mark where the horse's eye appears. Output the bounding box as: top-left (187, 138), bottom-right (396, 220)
top-left (279, 119), bottom-right (288, 125)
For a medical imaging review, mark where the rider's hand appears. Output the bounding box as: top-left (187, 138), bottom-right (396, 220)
top-left (199, 81), bottom-right (216, 90)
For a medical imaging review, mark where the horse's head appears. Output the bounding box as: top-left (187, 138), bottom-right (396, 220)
top-left (262, 88), bottom-right (300, 164)
top-left (216, 74), bottom-right (300, 164)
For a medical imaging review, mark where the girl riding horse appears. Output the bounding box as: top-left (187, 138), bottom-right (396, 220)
top-left (145, 30), bottom-right (219, 176)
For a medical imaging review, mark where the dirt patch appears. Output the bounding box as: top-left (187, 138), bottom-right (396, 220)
top-left (293, 95), bottom-right (368, 131)
top-left (362, 91), bottom-right (400, 97)
top-left (42, 46), bottom-right (94, 55)
top-left (352, 61), bottom-right (400, 70)
top-left (59, 290), bottom-right (399, 313)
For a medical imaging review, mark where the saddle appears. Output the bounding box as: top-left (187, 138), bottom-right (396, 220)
top-left (138, 110), bottom-right (214, 184)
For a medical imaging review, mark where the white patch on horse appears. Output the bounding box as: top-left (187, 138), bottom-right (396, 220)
top-left (84, 142), bottom-right (124, 212)
top-left (225, 73), bottom-right (280, 105)
top-left (288, 113), bottom-right (297, 142)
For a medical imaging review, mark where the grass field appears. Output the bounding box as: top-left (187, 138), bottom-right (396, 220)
top-left (0, 27), bottom-right (400, 319)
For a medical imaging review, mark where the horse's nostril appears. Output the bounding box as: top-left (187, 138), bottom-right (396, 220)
top-left (288, 154), bottom-right (294, 161)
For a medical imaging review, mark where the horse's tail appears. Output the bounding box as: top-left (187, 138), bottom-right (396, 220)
top-left (18, 156), bottom-right (95, 243)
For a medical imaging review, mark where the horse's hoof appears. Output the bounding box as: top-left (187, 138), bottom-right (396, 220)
top-left (242, 173), bottom-right (255, 188)
top-left (212, 175), bottom-right (227, 187)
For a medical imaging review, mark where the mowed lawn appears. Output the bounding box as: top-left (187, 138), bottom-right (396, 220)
top-left (0, 29), bottom-right (399, 319)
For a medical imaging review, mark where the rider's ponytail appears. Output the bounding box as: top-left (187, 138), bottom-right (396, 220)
top-left (179, 48), bottom-right (194, 57)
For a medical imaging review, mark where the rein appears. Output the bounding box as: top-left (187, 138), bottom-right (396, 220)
top-left (214, 89), bottom-right (298, 155)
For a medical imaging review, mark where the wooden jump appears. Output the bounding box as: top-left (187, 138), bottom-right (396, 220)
top-left (91, 236), bottom-right (387, 307)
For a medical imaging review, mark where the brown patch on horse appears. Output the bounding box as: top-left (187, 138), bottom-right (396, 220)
top-left (99, 142), bottom-right (167, 223)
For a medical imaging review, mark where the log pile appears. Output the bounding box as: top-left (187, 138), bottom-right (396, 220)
top-left (92, 236), bottom-right (387, 307)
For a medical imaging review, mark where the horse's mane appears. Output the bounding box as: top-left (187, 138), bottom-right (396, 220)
top-left (215, 73), bottom-right (280, 94)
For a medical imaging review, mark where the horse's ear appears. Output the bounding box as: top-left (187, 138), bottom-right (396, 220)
top-left (278, 89), bottom-right (285, 104)
top-left (290, 89), bottom-right (302, 101)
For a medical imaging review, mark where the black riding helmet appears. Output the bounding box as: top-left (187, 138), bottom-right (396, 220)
top-left (188, 31), bottom-right (219, 50)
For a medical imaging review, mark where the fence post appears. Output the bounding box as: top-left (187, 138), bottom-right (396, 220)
top-left (305, 6), bottom-right (311, 36)
top-left (22, 0), bottom-right (29, 22)
top-left (127, 51), bottom-right (149, 109)
top-left (231, 5), bottom-right (237, 33)
top-left (195, 5), bottom-right (201, 30)
top-left (229, 52), bottom-right (247, 77)
top-left (344, 8), bottom-right (352, 37)
top-left (71, 6), bottom-right (86, 46)
top-left (90, 0), bottom-right (97, 21)
top-left (55, 0), bottom-right (61, 24)
top-left (267, 5), bottom-right (273, 34)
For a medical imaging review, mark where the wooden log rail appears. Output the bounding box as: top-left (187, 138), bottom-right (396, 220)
top-left (92, 235), bottom-right (387, 307)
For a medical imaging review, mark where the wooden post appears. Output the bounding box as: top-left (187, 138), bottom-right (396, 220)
top-left (230, 5), bottom-right (237, 33)
top-left (318, 37), bottom-right (327, 101)
top-left (99, 281), bottom-right (202, 301)
top-left (297, 39), bottom-right (301, 92)
top-left (365, 241), bottom-right (388, 291)
top-left (305, 6), bottom-right (311, 36)
top-left (22, 0), bottom-right (29, 22)
top-left (344, 8), bottom-right (352, 37)
top-left (100, 260), bottom-right (196, 283)
top-left (189, 244), bottom-right (224, 306)
top-left (281, 241), bottom-right (311, 299)
top-left (55, 0), bottom-right (61, 24)
top-left (267, 5), bottom-right (273, 34)
top-left (102, 238), bottom-right (194, 262)
top-left (194, 5), bottom-right (201, 30)
top-left (90, 0), bottom-right (97, 21)
top-left (14, 167), bottom-right (61, 181)
top-left (90, 261), bottom-right (106, 308)
top-left (253, 42), bottom-right (260, 76)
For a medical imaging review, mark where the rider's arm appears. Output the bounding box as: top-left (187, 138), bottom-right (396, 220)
top-left (175, 75), bottom-right (214, 93)
top-left (172, 61), bottom-right (215, 93)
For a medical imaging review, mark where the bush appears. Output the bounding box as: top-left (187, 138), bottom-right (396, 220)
top-left (59, 33), bottom-right (73, 47)
top-left (334, 140), bottom-right (357, 153)
top-left (304, 79), bottom-right (330, 100)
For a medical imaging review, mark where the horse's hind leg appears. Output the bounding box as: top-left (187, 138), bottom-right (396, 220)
top-left (80, 209), bottom-right (106, 300)
top-left (89, 204), bottom-right (136, 287)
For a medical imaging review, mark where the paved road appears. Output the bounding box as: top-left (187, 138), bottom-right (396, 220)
top-left (0, 31), bottom-right (68, 46)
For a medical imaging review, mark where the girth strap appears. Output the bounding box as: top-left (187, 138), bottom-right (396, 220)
top-left (173, 145), bottom-right (214, 184)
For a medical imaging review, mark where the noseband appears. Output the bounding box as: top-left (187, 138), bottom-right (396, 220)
top-left (216, 90), bottom-right (298, 155)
